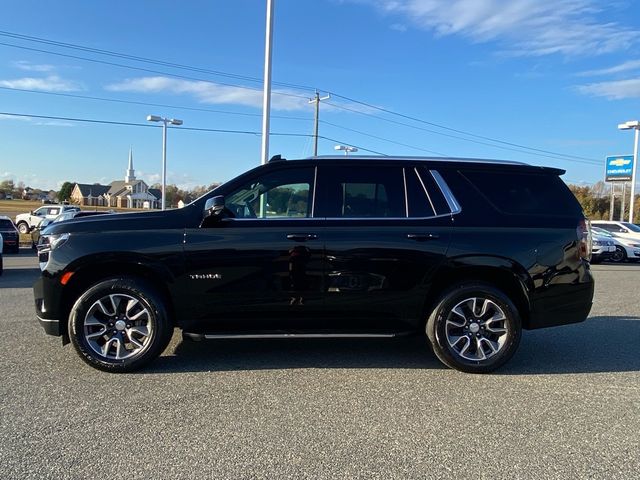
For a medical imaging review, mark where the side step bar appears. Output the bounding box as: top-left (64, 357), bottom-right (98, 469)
top-left (183, 331), bottom-right (412, 341)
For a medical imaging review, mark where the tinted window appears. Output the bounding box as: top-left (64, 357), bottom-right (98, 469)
top-left (621, 222), bottom-right (640, 232)
top-left (319, 166), bottom-right (405, 218)
top-left (0, 219), bottom-right (14, 229)
top-left (461, 170), bottom-right (580, 216)
top-left (225, 167), bottom-right (314, 219)
top-left (592, 223), bottom-right (618, 232)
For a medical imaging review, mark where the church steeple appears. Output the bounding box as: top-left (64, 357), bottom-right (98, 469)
top-left (125, 147), bottom-right (136, 183)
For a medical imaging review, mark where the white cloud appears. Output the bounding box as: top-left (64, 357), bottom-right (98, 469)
top-left (0, 114), bottom-right (32, 122)
top-left (11, 60), bottom-right (55, 72)
top-left (105, 76), bottom-right (308, 111)
top-left (0, 74), bottom-right (82, 92)
top-left (576, 78), bottom-right (640, 99)
top-left (577, 59), bottom-right (640, 77)
top-left (358, 0), bottom-right (638, 57)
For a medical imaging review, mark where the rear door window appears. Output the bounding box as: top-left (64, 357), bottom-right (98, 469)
top-left (317, 166), bottom-right (405, 218)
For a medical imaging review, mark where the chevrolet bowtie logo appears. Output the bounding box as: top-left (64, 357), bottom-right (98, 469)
top-left (610, 158), bottom-right (631, 167)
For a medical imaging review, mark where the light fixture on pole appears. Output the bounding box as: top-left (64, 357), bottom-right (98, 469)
top-left (617, 120), bottom-right (640, 223)
top-left (147, 115), bottom-right (183, 210)
top-left (334, 145), bottom-right (358, 156)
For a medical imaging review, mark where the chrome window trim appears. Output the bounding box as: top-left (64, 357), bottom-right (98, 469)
top-left (222, 213), bottom-right (452, 222)
top-left (413, 167), bottom-right (437, 217)
top-left (311, 166), bottom-right (318, 218)
top-left (430, 170), bottom-right (461, 215)
top-left (402, 168), bottom-right (409, 218)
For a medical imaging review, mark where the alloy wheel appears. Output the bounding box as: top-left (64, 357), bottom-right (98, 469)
top-left (444, 297), bottom-right (509, 362)
top-left (83, 293), bottom-right (153, 360)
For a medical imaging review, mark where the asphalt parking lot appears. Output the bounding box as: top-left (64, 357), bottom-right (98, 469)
top-left (0, 252), bottom-right (638, 479)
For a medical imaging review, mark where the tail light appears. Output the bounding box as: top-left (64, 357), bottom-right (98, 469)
top-left (577, 218), bottom-right (592, 261)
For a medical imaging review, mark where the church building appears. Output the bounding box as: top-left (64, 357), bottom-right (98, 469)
top-left (70, 149), bottom-right (161, 209)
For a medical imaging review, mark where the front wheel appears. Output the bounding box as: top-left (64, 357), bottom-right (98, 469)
top-left (17, 222), bottom-right (29, 234)
top-left (426, 283), bottom-right (522, 373)
top-left (611, 246), bottom-right (627, 263)
top-left (68, 277), bottom-right (173, 372)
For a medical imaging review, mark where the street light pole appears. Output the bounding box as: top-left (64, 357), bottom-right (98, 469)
top-left (147, 115), bottom-right (183, 210)
top-left (618, 120), bottom-right (640, 223)
top-left (261, 0), bottom-right (274, 165)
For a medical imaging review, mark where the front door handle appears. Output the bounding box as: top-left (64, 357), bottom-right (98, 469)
top-left (287, 233), bottom-right (318, 241)
top-left (406, 233), bottom-right (440, 241)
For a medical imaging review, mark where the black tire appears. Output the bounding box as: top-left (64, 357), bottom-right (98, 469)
top-left (426, 283), bottom-right (522, 374)
top-left (68, 277), bottom-right (173, 372)
top-left (611, 246), bottom-right (627, 263)
top-left (17, 222), bottom-right (29, 234)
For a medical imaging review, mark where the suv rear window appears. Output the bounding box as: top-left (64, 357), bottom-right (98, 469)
top-left (461, 170), bottom-right (579, 216)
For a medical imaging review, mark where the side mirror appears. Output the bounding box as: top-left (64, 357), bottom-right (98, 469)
top-left (204, 195), bottom-right (225, 218)
top-left (30, 210), bottom-right (34, 215)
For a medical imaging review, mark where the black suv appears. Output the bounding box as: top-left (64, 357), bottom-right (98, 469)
top-left (34, 156), bottom-right (594, 373)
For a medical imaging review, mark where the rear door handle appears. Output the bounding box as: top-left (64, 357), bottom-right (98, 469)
top-left (406, 233), bottom-right (439, 241)
top-left (287, 233), bottom-right (318, 241)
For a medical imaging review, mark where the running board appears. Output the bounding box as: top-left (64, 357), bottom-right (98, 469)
top-left (183, 331), bottom-right (412, 341)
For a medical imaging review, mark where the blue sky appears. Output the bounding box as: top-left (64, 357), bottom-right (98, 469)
top-left (1, 0), bottom-right (640, 191)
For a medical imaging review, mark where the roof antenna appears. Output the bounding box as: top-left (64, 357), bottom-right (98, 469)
top-left (269, 154), bottom-right (285, 163)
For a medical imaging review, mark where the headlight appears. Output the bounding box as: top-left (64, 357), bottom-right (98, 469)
top-left (39, 232), bottom-right (70, 251)
top-left (592, 240), bottom-right (602, 246)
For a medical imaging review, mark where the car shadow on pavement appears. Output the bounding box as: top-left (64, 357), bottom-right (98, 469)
top-left (148, 335), bottom-right (445, 373)
top-left (501, 316), bottom-right (640, 375)
top-left (146, 316), bottom-right (640, 375)
top-left (0, 268), bottom-right (39, 288)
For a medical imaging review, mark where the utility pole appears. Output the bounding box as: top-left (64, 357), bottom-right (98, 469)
top-left (309, 90), bottom-right (330, 156)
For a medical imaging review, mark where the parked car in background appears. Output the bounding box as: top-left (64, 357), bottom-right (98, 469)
top-left (590, 230), bottom-right (616, 263)
top-left (591, 221), bottom-right (640, 240)
top-left (591, 226), bottom-right (640, 263)
top-left (0, 232), bottom-right (3, 275)
top-left (34, 155), bottom-right (594, 374)
top-left (0, 216), bottom-right (20, 253)
top-left (32, 210), bottom-right (115, 247)
top-left (15, 205), bottom-right (80, 234)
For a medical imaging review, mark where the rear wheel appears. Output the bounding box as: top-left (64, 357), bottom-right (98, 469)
top-left (611, 246), bottom-right (627, 263)
top-left (68, 277), bottom-right (173, 372)
top-left (426, 283), bottom-right (522, 373)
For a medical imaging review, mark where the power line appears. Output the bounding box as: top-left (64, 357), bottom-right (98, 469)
top-left (0, 29), bottom-right (603, 165)
top-left (0, 110), bottom-right (387, 155)
top-left (324, 101), bottom-right (601, 166)
top-left (320, 119), bottom-right (447, 156)
top-left (0, 29), bottom-right (315, 91)
top-left (0, 41), bottom-right (310, 102)
top-left (0, 86), bottom-right (312, 121)
top-left (327, 92), bottom-right (601, 164)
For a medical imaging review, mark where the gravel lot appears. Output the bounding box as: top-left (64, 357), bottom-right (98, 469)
top-left (1, 252), bottom-right (638, 479)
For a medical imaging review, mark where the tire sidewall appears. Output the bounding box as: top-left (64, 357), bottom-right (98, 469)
top-left (427, 283), bottom-right (522, 373)
top-left (69, 277), bottom-right (170, 372)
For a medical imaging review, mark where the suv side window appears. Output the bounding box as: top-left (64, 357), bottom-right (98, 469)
top-left (225, 167), bottom-right (315, 219)
top-left (319, 166), bottom-right (405, 218)
top-left (48, 208), bottom-right (60, 216)
top-left (460, 170), bottom-right (580, 216)
top-left (34, 207), bottom-right (47, 216)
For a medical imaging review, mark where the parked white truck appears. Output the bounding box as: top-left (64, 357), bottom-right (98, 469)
top-left (15, 205), bottom-right (79, 234)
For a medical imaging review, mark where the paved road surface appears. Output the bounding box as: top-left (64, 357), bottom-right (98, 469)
top-left (1, 251), bottom-right (638, 479)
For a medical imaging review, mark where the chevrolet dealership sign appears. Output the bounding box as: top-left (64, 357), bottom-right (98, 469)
top-left (605, 155), bottom-right (634, 182)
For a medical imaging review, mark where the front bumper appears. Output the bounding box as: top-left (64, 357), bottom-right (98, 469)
top-left (33, 275), bottom-right (63, 337)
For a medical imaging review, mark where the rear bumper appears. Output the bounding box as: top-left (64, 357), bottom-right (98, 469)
top-left (528, 280), bottom-right (594, 329)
